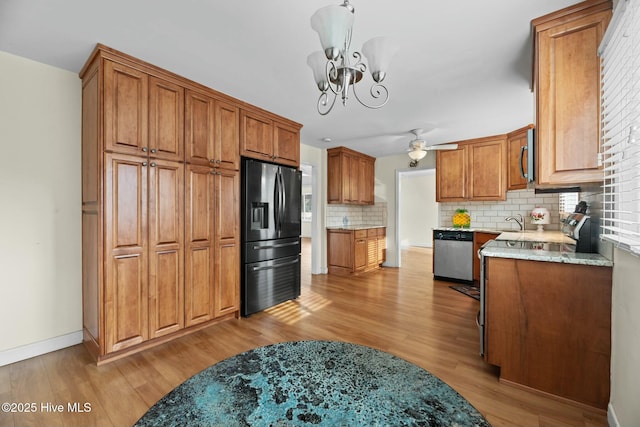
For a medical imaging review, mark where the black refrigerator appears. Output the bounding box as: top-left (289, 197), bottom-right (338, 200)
top-left (241, 158), bottom-right (302, 316)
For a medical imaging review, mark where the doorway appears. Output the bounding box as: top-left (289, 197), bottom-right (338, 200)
top-left (396, 168), bottom-right (438, 267)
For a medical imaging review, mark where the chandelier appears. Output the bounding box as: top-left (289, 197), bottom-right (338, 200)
top-left (307, 0), bottom-right (398, 115)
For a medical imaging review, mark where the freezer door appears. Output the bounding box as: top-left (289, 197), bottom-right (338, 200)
top-left (243, 237), bottom-right (301, 264)
top-left (242, 254), bottom-right (301, 316)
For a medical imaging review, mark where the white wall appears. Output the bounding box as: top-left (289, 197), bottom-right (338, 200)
top-left (374, 152), bottom-right (436, 267)
top-left (0, 51), bottom-right (82, 363)
top-left (299, 144), bottom-right (326, 274)
top-left (609, 248), bottom-right (640, 427)
top-left (399, 170), bottom-right (437, 248)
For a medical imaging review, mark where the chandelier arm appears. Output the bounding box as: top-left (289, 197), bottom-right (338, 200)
top-left (351, 82), bottom-right (390, 109)
top-left (324, 60), bottom-right (342, 97)
top-left (317, 91), bottom-right (337, 116)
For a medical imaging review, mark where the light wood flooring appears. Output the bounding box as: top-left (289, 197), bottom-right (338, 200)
top-left (0, 239), bottom-right (607, 426)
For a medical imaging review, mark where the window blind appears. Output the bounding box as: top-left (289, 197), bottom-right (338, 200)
top-left (599, 0), bottom-right (640, 256)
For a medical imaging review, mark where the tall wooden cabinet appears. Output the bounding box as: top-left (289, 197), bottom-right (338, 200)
top-left (327, 146), bottom-right (375, 205)
top-left (533, 0), bottom-right (612, 185)
top-left (81, 44), bottom-right (244, 363)
top-left (436, 135), bottom-right (506, 202)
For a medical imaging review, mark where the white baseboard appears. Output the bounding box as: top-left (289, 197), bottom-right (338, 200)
top-left (0, 331), bottom-right (83, 367)
top-left (608, 402), bottom-right (620, 427)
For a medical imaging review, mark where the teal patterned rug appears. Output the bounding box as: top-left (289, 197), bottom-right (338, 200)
top-left (135, 340), bottom-right (490, 426)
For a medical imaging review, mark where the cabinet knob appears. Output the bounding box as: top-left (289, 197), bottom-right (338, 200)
top-left (150, 162), bottom-right (156, 167)
top-left (210, 159), bottom-right (215, 164)
top-left (151, 148), bottom-right (157, 153)
top-left (142, 147), bottom-right (148, 152)
top-left (216, 159), bottom-right (221, 164)
top-left (142, 161), bottom-right (148, 166)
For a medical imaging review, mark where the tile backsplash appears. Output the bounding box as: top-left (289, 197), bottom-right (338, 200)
top-left (439, 189), bottom-right (561, 231)
top-left (326, 203), bottom-right (387, 227)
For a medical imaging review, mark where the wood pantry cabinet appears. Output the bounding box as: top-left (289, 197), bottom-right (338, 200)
top-left (532, 0), bottom-right (612, 185)
top-left (80, 44), bottom-right (244, 363)
top-left (436, 135), bottom-right (506, 202)
top-left (240, 108), bottom-right (301, 168)
top-left (484, 257), bottom-right (612, 410)
top-left (327, 146), bottom-right (375, 205)
top-left (327, 228), bottom-right (385, 275)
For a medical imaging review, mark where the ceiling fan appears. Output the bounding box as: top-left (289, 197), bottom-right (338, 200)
top-left (405, 128), bottom-right (458, 167)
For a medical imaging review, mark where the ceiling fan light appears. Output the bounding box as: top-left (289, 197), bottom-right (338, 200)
top-left (310, 5), bottom-right (354, 61)
top-left (361, 36), bottom-right (398, 83)
top-left (408, 149), bottom-right (427, 161)
top-left (307, 51), bottom-right (330, 91)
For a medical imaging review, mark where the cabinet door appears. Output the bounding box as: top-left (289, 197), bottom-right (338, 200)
top-left (354, 237), bottom-right (367, 271)
top-left (436, 147), bottom-right (467, 202)
top-left (348, 154), bottom-right (360, 204)
top-left (273, 121), bottom-right (300, 167)
top-left (214, 169), bottom-right (240, 317)
top-left (103, 60), bottom-right (148, 156)
top-left (184, 165), bottom-right (216, 326)
top-left (185, 90), bottom-right (215, 166)
top-left (327, 152), bottom-right (343, 204)
top-left (240, 110), bottom-right (273, 160)
top-left (468, 138), bottom-right (506, 201)
top-left (148, 77), bottom-right (184, 162)
top-left (366, 236), bottom-right (378, 270)
top-left (536, 9), bottom-right (611, 185)
top-left (148, 159), bottom-right (184, 338)
top-left (359, 158), bottom-right (375, 204)
top-left (327, 230), bottom-right (353, 270)
top-left (215, 100), bottom-right (240, 170)
top-left (104, 153), bottom-right (148, 352)
top-left (507, 127), bottom-right (530, 191)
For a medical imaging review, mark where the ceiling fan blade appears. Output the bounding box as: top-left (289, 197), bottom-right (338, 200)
top-left (425, 144), bottom-right (458, 151)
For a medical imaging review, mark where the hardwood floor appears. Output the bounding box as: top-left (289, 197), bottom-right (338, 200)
top-left (0, 240), bottom-right (607, 426)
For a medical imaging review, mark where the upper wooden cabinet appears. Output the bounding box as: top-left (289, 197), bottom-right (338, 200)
top-left (436, 135), bottom-right (506, 202)
top-left (240, 109), bottom-right (301, 167)
top-left (185, 89), bottom-right (239, 170)
top-left (506, 125), bottom-right (534, 191)
top-left (533, 0), bottom-right (612, 185)
top-left (327, 146), bottom-right (376, 205)
top-left (103, 60), bottom-right (184, 162)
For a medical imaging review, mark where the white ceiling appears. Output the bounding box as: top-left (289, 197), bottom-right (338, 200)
top-left (0, 0), bottom-right (579, 158)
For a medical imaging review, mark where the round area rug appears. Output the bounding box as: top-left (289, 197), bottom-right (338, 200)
top-left (135, 340), bottom-right (490, 426)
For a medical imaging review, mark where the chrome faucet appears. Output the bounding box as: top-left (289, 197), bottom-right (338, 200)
top-left (505, 214), bottom-right (524, 231)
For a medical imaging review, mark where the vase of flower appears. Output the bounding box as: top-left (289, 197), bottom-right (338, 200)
top-left (530, 207), bottom-right (550, 231)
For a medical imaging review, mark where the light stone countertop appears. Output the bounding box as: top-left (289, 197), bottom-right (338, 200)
top-left (480, 239), bottom-right (613, 267)
top-left (326, 225), bottom-right (385, 230)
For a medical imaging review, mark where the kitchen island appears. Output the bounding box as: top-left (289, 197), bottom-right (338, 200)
top-left (480, 239), bottom-right (612, 411)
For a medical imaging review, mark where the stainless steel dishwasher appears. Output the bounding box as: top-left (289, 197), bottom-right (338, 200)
top-left (432, 230), bottom-right (474, 282)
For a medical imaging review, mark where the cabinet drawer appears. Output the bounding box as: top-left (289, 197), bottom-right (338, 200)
top-left (355, 230), bottom-right (367, 239)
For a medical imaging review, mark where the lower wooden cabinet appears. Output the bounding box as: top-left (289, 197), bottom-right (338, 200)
top-left (473, 232), bottom-right (499, 282)
top-left (327, 227), bottom-right (385, 275)
top-left (484, 257), bottom-right (612, 410)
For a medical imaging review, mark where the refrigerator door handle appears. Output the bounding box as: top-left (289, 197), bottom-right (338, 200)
top-left (252, 241), bottom-right (299, 250)
top-left (273, 169), bottom-right (280, 234)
